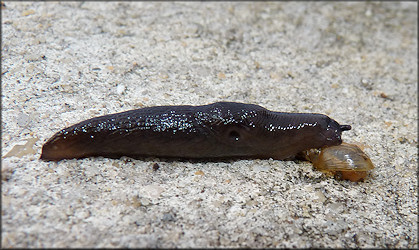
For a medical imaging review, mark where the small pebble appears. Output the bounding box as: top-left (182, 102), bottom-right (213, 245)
top-left (16, 113), bottom-right (30, 127)
top-left (22, 9), bottom-right (35, 16)
top-left (116, 85), bottom-right (125, 95)
top-left (162, 213), bottom-right (175, 222)
top-left (152, 163), bottom-right (160, 171)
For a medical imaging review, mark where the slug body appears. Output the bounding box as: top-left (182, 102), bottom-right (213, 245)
top-left (40, 102), bottom-right (351, 161)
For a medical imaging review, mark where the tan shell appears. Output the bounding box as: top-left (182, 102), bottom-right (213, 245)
top-left (304, 142), bottom-right (374, 182)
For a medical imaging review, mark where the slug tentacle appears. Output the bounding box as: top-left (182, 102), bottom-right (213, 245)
top-left (340, 125), bottom-right (352, 131)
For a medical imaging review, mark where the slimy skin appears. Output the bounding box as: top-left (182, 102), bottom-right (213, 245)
top-left (40, 102), bottom-right (351, 161)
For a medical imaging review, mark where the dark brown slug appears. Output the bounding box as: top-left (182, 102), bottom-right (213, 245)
top-left (40, 102), bottom-right (351, 161)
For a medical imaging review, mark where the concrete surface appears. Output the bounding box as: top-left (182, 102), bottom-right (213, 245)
top-left (1, 2), bottom-right (417, 248)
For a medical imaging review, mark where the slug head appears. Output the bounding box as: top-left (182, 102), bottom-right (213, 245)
top-left (319, 117), bottom-right (351, 147)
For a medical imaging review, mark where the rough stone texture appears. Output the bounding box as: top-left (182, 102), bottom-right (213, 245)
top-left (2, 2), bottom-right (417, 248)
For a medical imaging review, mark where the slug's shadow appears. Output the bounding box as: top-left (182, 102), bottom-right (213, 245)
top-left (91, 153), bottom-right (306, 164)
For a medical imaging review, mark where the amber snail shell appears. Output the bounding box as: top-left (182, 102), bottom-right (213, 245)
top-left (303, 142), bottom-right (374, 182)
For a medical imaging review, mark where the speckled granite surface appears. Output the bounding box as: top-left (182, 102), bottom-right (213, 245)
top-left (2, 2), bottom-right (417, 248)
